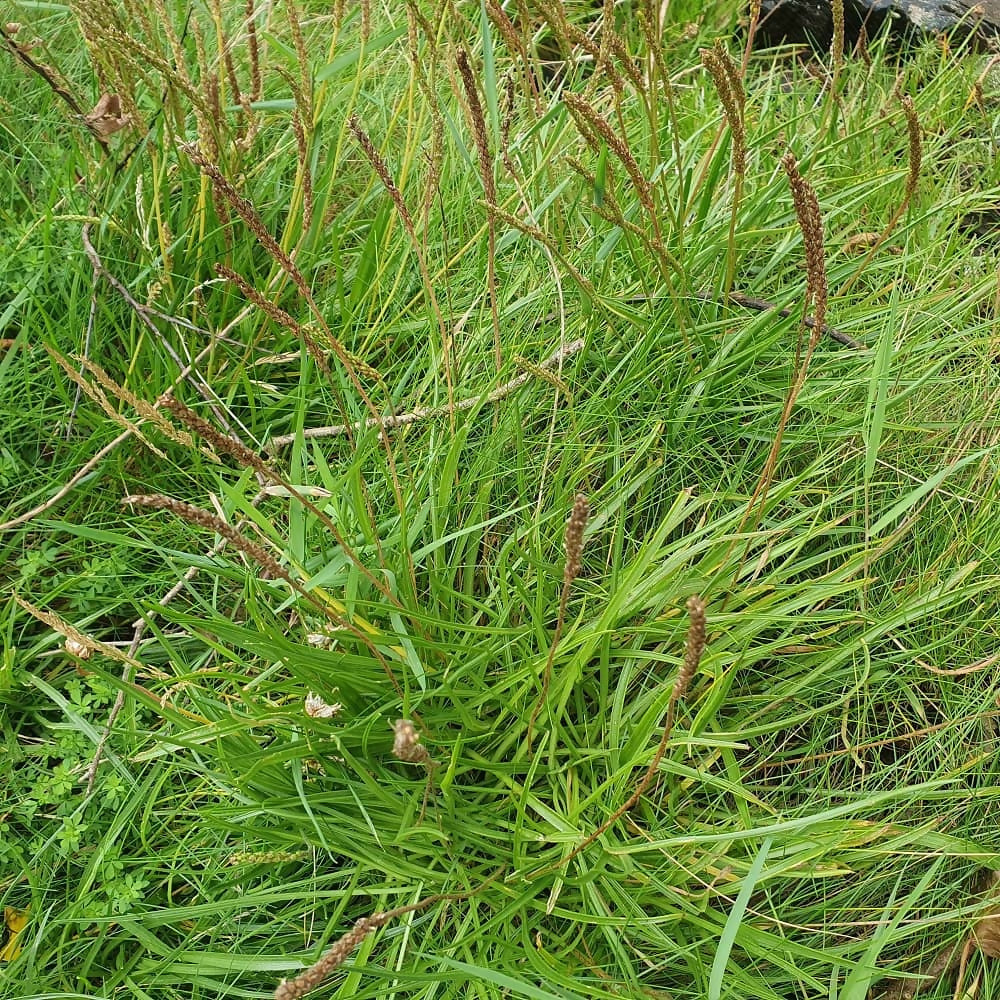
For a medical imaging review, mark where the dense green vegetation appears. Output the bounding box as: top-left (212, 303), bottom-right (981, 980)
top-left (4, 2), bottom-right (1000, 997)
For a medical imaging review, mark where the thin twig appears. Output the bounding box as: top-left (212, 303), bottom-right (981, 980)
top-left (544, 289), bottom-right (864, 350)
top-left (266, 281), bottom-right (863, 451)
top-left (81, 224), bottom-right (244, 437)
top-left (0, 22), bottom-right (109, 152)
top-left (697, 290), bottom-right (865, 350)
top-left (1, 428), bottom-right (134, 533)
top-left (67, 265), bottom-right (99, 438)
top-left (267, 338), bottom-right (585, 448)
top-left (915, 652), bottom-right (1000, 677)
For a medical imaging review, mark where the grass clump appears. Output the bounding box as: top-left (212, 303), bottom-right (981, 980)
top-left (4, 2), bottom-right (1000, 999)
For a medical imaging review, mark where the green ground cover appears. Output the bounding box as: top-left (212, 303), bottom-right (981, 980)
top-left (3, 2), bottom-right (1000, 997)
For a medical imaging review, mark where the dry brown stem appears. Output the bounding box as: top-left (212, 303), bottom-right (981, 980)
top-left (0, 21), bottom-right (109, 150)
top-left (841, 94), bottom-right (922, 296)
top-left (694, 290), bottom-right (863, 350)
top-left (267, 337), bottom-right (585, 448)
top-left (740, 152), bottom-right (828, 535)
top-left (346, 114), bottom-right (455, 413)
top-left (457, 47), bottom-right (502, 370)
top-left (81, 224), bottom-right (238, 434)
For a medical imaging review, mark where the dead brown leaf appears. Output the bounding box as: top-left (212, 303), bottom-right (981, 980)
top-left (84, 93), bottom-right (130, 139)
top-left (972, 899), bottom-right (1000, 958)
top-left (843, 232), bottom-right (903, 256)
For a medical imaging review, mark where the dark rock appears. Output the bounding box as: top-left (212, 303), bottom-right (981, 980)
top-left (755, 0), bottom-right (1000, 50)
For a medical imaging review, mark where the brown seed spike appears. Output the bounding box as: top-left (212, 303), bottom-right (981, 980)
top-left (123, 493), bottom-right (289, 584)
top-left (274, 916), bottom-right (380, 999)
top-left (563, 92), bottom-right (655, 216)
top-left (677, 596), bottom-right (706, 700)
top-left (563, 493), bottom-right (590, 585)
top-left (162, 396), bottom-right (269, 475)
top-left (701, 47), bottom-right (746, 179)
top-left (456, 46), bottom-right (501, 370)
top-left (245, 0), bottom-right (261, 101)
top-left (900, 95), bottom-right (921, 202)
top-left (831, 0), bottom-right (846, 77)
top-left (347, 115), bottom-right (415, 238)
top-left (781, 151), bottom-right (827, 344)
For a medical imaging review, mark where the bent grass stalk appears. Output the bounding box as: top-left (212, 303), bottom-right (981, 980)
top-left (122, 493), bottom-right (406, 699)
top-left (739, 151), bottom-right (828, 539)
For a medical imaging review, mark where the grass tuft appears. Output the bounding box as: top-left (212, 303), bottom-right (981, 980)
top-left (4, 3), bottom-right (1000, 998)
